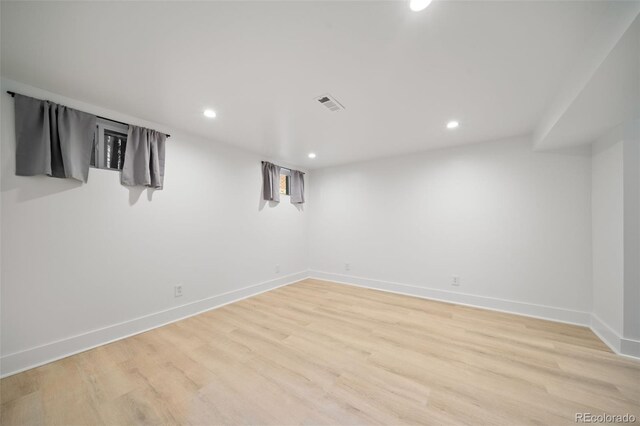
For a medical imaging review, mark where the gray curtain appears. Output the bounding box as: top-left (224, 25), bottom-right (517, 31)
top-left (121, 125), bottom-right (166, 189)
top-left (290, 170), bottom-right (305, 204)
top-left (262, 161), bottom-right (281, 202)
top-left (15, 94), bottom-right (97, 183)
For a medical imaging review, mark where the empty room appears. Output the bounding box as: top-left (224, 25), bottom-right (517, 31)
top-left (1, 0), bottom-right (639, 425)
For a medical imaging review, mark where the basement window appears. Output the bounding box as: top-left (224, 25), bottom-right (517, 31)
top-left (90, 118), bottom-right (128, 171)
top-left (280, 168), bottom-right (290, 195)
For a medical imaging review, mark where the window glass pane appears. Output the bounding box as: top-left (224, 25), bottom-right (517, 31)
top-left (280, 174), bottom-right (289, 195)
top-left (104, 130), bottom-right (127, 170)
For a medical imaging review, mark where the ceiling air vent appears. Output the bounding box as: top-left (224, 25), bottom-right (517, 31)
top-left (315, 94), bottom-right (345, 112)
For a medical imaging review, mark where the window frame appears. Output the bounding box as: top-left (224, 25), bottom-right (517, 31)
top-left (90, 118), bottom-right (129, 171)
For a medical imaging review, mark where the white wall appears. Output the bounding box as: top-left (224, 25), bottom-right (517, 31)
top-left (591, 137), bottom-right (624, 336)
top-left (0, 79), bottom-right (308, 375)
top-left (622, 124), bottom-right (640, 340)
top-left (590, 120), bottom-right (640, 356)
top-left (309, 137), bottom-right (593, 321)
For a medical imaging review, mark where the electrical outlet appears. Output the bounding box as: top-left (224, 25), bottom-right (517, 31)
top-left (174, 285), bottom-right (183, 297)
top-left (345, 263), bottom-right (351, 271)
top-left (451, 276), bottom-right (460, 286)
top-left (275, 264), bottom-right (280, 273)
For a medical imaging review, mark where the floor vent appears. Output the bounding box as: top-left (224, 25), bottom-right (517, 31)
top-left (315, 94), bottom-right (345, 112)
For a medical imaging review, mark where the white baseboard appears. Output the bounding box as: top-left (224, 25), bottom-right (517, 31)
top-left (590, 314), bottom-right (622, 353)
top-left (621, 339), bottom-right (640, 358)
top-left (0, 271), bottom-right (308, 378)
top-left (4, 271), bottom-right (637, 378)
top-left (310, 271), bottom-right (640, 360)
top-left (309, 270), bottom-right (591, 326)
top-left (590, 314), bottom-right (640, 359)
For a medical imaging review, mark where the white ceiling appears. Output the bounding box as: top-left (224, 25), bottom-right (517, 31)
top-left (0, 1), bottom-right (629, 169)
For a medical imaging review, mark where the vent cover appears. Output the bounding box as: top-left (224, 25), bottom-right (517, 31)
top-left (315, 94), bottom-right (345, 112)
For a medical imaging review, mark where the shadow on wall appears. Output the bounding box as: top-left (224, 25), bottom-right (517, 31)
top-left (257, 186), bottom-right (304, 212)
top-left (258, 188), bottom-right (278, 211)
top-left (3, 175), bottom-right (82, 203)
top-left (2, 171), bottom-right (157, 205)
top-left (127, 186), bottom-right (157, 205)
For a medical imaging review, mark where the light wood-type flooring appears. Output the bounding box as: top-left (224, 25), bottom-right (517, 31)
top-left (1, 279), bottom-right (639, 425)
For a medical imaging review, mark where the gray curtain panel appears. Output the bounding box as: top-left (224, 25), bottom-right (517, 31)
top-left (15, 94), bottom-right (97, 182)
top-left (290, 170), bottom-right (305, 204)
top-left (121, 125), bottom-right (167, 189)
top-left (262, 161), bottom-right (281, 202)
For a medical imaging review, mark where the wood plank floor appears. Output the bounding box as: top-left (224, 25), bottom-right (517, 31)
top-left (1, 279), bottom-right (639, 425)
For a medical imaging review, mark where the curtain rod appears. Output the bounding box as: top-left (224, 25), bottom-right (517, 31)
top-left (261, 160), bottom-right (305, 175)
top-left (6, 91), bottom-right (171, 138)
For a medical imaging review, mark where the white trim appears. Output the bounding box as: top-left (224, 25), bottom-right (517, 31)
top-left (5, 271), bottom-right (638, 377)
top-left (309, 271), bottom-right (640, 360)
top-left (590, 314), bottom-right (640, 360)
top-left (309, 271), bottom-right (591, 326)
top-left (621, 339), bottom-right (640, 359)
top-left (0, 271), bottom-right (308, 378)
top-left (590, 314), bottom-right (622, 353)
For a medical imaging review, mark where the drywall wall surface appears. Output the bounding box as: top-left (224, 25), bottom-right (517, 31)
top-left (309, 137), bottom-right (592, 315)
top-left (591, 137), bottom-right (625, 336)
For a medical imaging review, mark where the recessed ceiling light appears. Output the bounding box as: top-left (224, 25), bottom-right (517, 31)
top-left (409, 0), bottom-right (432, 12)
top-left (446, 120), bottom-right (460, 129)
top-left (203, 109), bottom-right (216, 118)
top-left (308, 153), bottom-right (317, 159)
